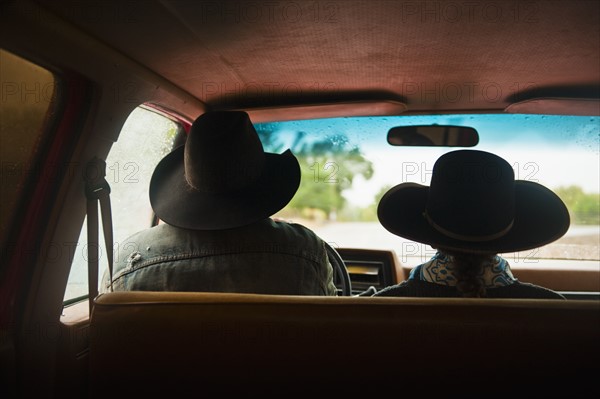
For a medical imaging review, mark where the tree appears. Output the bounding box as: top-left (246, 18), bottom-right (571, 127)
top-left (256, 125), bottom-right (374, 219)
top-left (351, 184), bottom-right (394, 222)
top-left (554, 185), bottom-right (600, 225)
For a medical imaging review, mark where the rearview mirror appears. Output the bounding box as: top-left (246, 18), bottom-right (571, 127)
top-left (387, 125), bottom-right (479, 147)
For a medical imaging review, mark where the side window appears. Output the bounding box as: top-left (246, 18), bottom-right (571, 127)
top-left (63, 106), bottom-right (181, 302)
top-left (0, 49), bottom-right (57, 246)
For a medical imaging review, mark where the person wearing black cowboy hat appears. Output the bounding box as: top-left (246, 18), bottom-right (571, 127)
top-left (374, 150), bottom-right (569, 299)
top-left (101, 111), bottom-right (337, 296)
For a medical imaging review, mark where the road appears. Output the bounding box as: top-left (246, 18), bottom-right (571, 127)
top-left (308, 222), bottom-right (600, 263)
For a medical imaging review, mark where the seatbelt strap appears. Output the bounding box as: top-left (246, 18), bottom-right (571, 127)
top-left (84, 157), bottom-right (114, 316)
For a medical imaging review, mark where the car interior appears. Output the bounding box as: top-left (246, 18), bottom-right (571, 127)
top-left (1, 0), bottom-right (599, 397)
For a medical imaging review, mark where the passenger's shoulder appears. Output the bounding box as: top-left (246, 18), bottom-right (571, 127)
top-left (372, 280), bottom-right (413, 297)
top-left (506, 281), bottom-right (566, 299)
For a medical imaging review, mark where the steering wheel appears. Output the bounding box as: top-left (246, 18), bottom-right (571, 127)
top-left (324, 242), bottom-right (352, 296)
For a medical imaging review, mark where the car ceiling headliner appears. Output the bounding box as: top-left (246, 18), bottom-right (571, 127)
top-left (35, 0), bottom-right (600, 118)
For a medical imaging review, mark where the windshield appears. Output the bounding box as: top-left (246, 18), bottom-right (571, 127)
top-left (256, 114), bottom-right (600, 266)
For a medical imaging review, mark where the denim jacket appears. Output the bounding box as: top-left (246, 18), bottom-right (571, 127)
top-left (101, 218), bottom-right (337, 296)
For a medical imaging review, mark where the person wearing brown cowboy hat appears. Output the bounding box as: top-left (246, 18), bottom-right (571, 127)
top-left (374, 150), bottom-right (570, 299)
top-left (101, 111), bottom-right (337, 296)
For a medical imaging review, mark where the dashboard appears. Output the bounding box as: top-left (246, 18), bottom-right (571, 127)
top-left (337, 248), bottom-right (401, 295)
top-left (337, 248), bottom-right (600, 299)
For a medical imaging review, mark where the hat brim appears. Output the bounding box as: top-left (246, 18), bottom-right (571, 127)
top-left (377, 181), bottom-right (570, 254)
top-left (150, 145), bottom-right (300, 230)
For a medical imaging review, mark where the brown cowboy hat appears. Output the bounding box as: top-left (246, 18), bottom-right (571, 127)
top-left (149, 111), bottom-right (300, 230)
top-left (377, 150), bottom-right (570, 253)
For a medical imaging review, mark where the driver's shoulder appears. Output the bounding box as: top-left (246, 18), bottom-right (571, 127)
top-left (264, 218), bottom-right (327, 245)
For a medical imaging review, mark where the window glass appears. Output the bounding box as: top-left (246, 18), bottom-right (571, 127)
top-left (63, 106), bottom-right (180, 302)
top-left (256, 114), bottom-right (600, 266)
top-left (0, 49), bottom-right (56, 245)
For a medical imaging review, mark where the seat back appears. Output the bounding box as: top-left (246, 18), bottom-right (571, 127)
top-left (89, 292), bottom-right (600, 396)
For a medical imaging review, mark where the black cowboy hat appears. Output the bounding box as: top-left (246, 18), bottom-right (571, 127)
top-left (149, 111), bottom-right (300, 230)
top-left (377, 150), bottom-right (570, 254)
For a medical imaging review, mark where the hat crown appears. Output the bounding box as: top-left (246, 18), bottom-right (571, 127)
top-left (426, 150), bottom-right (515, 241)
top-left (184, 111), bottom-right (265, 193)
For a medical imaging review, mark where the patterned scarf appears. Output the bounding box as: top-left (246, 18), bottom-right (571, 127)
top-left (409, 251), bottom-right (516, 288)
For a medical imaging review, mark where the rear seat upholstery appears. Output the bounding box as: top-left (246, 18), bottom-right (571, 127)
top-left (89, 292), bottom-right (599, 396)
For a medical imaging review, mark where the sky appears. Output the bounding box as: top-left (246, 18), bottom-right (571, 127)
top-left (260, 114), bottom-right (600, 207)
